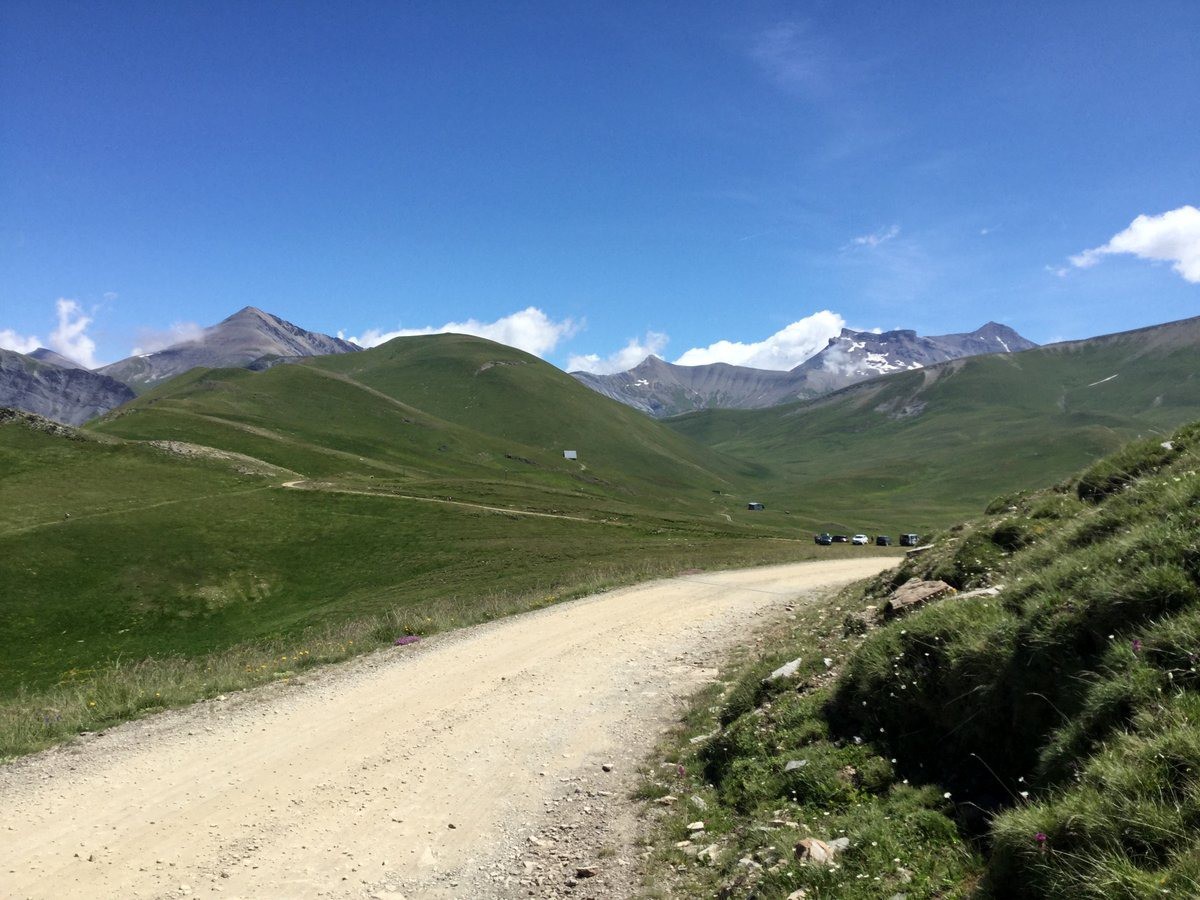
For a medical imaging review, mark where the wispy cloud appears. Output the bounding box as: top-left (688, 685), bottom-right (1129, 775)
top-left (750, 21), bottom-right (837, 98)
top-left (848, 225), bottom-right (900, 249)
top-left (131, 321), bottom-right (205, 356)
top-left (1070, 205), bottom-right (1200, 283)
top-left (674, 310), bottom-right (844, 370)
top-left (346, 307), bottom-right (579, 357)
top-left (567, 332), bottom-right (669, 374)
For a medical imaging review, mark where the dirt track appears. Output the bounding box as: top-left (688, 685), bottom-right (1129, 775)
top-left (0, 558), bottom-right (895, 899)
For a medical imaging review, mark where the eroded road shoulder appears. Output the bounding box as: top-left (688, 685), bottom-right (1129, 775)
top-left (0, 558), bottom-right (895, 899)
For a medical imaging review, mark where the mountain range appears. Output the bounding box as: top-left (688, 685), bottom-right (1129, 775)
top-left (0, 309), bottom-right (1159, 436)
top-left (0, 307), bottom-right (358, 423)
top-left (668, 314), bottom-right (1200, 524)
top-left (570, 322), bottom-right (1037, 417)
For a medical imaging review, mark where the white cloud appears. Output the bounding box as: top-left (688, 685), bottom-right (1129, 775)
top-left (0, 327), bottom-right (41, 355)
top-left (567, 331), bottom-right (669, 374)
top-left (49, 299), bottom-right (100, 368)
top-left (1070, 205), bottom-right (1200, 283)
top-left (848, 225), bottom-right (900, 248)
top-left (348, 307), bottom-right (579, 357)
top-left (1, 298), bottom-right (103, 365)
top-left (131, 321), bottom-right (205, 356)
top-left (673, 310), bottom-right (845, 370)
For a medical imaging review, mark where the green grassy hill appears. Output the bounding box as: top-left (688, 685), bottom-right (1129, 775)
top-left (646, 418), bottom-right (1200, 899)
top-left (93, 334), bottom-right (763, 518)
top-left (668, 316), bottom-right (1200, 534)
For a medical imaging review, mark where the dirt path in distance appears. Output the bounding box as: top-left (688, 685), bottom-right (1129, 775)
top-left (280, 479), bottom-right (598, 523)
top-left (0, 558), bottom-right (895, 900)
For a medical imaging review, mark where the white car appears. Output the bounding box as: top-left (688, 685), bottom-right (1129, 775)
top-left (851, 534), bottom-right (869, 545)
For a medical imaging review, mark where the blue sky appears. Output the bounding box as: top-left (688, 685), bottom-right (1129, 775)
top-left (2, 1), bottom-right (1197, 371)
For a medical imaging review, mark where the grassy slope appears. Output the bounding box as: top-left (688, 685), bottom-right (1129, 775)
top-left (668, 317), bottom-right (1200, 534)
top-left (93, 335), bottom-right (768, 520)
top-left (646, 419), bottom-right (1200, 899)
top-left (3, 337), bottom-right (869, 756)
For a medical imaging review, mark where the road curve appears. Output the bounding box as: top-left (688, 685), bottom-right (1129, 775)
top-left (0, 558), bottom-right (895, 899)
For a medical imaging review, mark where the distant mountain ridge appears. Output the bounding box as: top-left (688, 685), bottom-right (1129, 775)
top-left (0, 348), bottom-right (135, 425)
top-left (666, 314), bottom-right (1200, 528)
top-left (572, 322), bottom-right (1036, 417)
top-left (98, 306), bottom-right (359, 392)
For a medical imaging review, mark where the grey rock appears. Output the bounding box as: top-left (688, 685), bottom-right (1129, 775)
top-left (784, 759), bottom-right (808, 772)
top-left (766, 657), bottom-right (804, 682)
top-left (957, 585), bottom-right (1004, 599)
top-left (697, 844), bottom-right (721, 864)
top-left (794, 836), bottom-right (850, 865)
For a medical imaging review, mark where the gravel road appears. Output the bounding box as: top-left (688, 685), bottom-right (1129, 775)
top-left (0, 558), bottom-right (895, 899)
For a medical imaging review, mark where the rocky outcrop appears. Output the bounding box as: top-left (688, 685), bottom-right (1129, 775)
top-left (883, 579), bottom-right (956, 619)
top-left (0, 349), bottom-right (135, 425)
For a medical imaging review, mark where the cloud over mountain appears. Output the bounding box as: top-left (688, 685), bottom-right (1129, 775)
top-left (567, 332), bottom-right (669, 375)
top-left (673, 310), bottom-right (845, 370)
top-left (347, 307), bottom-right (578, 358)
top-left (131, 321), bottom-right (205, 356)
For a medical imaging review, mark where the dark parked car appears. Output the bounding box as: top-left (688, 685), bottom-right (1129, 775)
top-left (815, 532), bottom-right (833, 545)
top-left (899, 533), bottom-right (920, 547)
top-left (875, 535), bottom-right (891, 546)
top-left (831, 534), bottom-right (849, 543)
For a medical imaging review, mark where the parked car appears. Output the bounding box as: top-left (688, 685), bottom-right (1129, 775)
top-left (899, 533), bottom-right (920, 547)
top-left (815, 532), bottom-right (833, 545)
top-left (851, 534), bottom-right (869, 545)
top-left (875, 535), bottom-right (891, 546)
top-left (831, 534), bottom-right (849, 543)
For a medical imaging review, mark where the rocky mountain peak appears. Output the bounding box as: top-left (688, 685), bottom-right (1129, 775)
top-left (97, 307), bottom-right (360, 391)
top-left (28, 347), bottom-right (87, 370)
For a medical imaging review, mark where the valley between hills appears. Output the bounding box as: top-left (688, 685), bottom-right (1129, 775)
top-left (3, 309), bottom-right (1200, 898)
